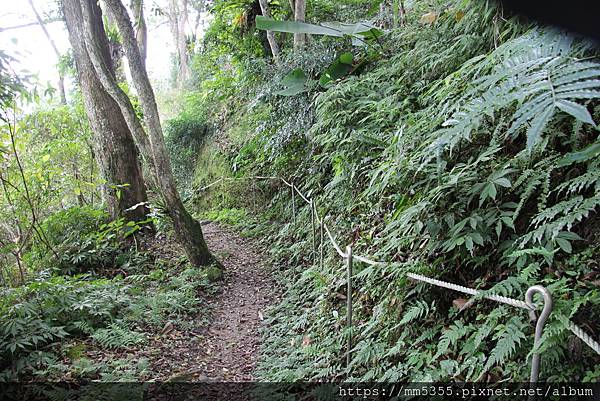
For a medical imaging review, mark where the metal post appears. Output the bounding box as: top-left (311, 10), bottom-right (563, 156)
top-left (525, 285), bottom-right (553, 383)
top-left (311, 201), bottom-right (316, 264)
top-left (319, 215), bottom-right (324, 270)
top-left (221, 179), bottom-right (225, 206)
top-left (346, 245), bottom-right (353, 369)
top-left (291, 184), bottom-right (296, 223)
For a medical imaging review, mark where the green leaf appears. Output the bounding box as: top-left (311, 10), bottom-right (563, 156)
top-left (557, 140), bottom-right (600, 166)
top-left (558, 231), bottom-right (583, 241)
top-left (526, 105), bottom-right (554, 150)
top-left (256, 16), bottom-right (343, 36)
top-left (465, 236), bottom-right (474, 252)
top-left (555, 238), bottom-right (572, 253)
top-left (276, 68), bottom-right (308, 96)
top-left (339, 52), bottom-right (353, 65)
top-left (479, 183), bottom-right (497, 206)
top-left (319, 53), bottom-right (354, 88)
top-left (494, 177), bottom-right (512, 188)
top-left (256, 17), bottom-right (382, 40)
top-left (471, 232), bottom-right (484, 245)
top-left (320, 21), bottom-right (382, 38)
top-left (556, 99), bottom-right (596, 126)
top-left (489, 183), bottom-right (497, 199)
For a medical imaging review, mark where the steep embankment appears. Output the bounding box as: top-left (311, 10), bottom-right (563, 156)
top-left (178, 0), bottom-right (600, 384)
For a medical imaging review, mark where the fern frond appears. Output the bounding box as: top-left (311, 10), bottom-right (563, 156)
top-left (435, 321), bottom-right (470, 358)
top-left (481, 317), bottom-right (528, 375)
top-left (423, 29), bottom-right (600, 162)
top-left (554, 170), bottom-right (600, 196)
top-left (399, 300), bottom-right (433, 325)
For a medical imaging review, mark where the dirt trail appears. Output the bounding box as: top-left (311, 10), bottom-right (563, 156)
top-left (147, 222), bottom-right (274, 382)
top-left (194, 222), bottom-right (274, 380)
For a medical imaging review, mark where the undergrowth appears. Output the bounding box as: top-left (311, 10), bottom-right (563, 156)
top-left (0, 206), bottom-right (219, 381)
top-left (184, 0), bottom-right (600, 383)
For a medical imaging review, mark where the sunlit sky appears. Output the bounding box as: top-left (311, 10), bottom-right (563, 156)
top-left (0, 0), bottom-right (179, 94)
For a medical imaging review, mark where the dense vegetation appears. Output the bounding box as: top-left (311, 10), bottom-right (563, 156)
top-left (1, 0), bottom-right (599, 387)
top-left (0, 2), bottom-right (220, 380)
top-left (180, 0), bottom-right (600, 382)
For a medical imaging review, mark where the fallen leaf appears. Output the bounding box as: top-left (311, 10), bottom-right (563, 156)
top-left (302, 335), bottom-right (311, 347)
top-left (452, 298), bottom-right (468, 309)
top-left (161, 321), bottom-right (174, 335)
top-left (420, 12), bottom-right (438, 24)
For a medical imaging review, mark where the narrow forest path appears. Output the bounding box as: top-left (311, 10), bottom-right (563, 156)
top-left (191, 222), bottom-right (274, 381)
top-left (146, 222), bottom-right (274, 382)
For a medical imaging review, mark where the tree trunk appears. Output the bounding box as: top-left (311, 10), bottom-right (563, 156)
top-left (61, 0), bottom-right (149, 222)
top-left (258, 0), bottom-right (280, 61)
top-left (86, 0), bottom-right (214, 267)
top-left (27, 0), bottom-right (67, 104)
top-left (168, 0), bottom-right (192, 87)
top-left (130, 0), bottom-right (148, 64)
top-left (102, 4), bottom-right (127, 82)
top-left (293, 0), bottom-right (306, 50)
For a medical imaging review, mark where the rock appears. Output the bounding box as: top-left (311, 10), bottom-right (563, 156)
top-left (206, 265), bottom-right (224, 282)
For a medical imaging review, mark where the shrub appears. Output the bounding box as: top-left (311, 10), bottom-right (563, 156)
top-left (0, 275), bottom-right (130, 379)
top-left (26, 207), bottom-right (151, 276)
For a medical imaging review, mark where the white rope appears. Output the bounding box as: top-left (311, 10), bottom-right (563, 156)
top-left (197, 178), bottom-right (223, 191)
top-left (354, 254), bottom-right (380, 266)
top-left (569, 322), bottom-right (600, 355)
top-left (198, 175), bottom-right (600, 356)
top-left (294, 185), bottom-right (311, 204)
top-left (406, 273), bottom-right (532, 310)
top-left (323, 222), bottom-right (347, 258)
top-left (199, 176), bottom-right (279, 191)
top-left (280, 178), bottom-right (293, 188)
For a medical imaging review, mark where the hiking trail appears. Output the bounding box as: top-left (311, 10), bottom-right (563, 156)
top-left (148, 222), bottom-right (274, 381)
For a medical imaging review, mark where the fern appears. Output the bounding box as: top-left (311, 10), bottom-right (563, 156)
top-left (91, 323), bottom-right (145, 349)
top-left (428, 29), bottom-right (600, 161)
top-left (554, 169), bottom-right (600, 196)
top-left (399, 300), bottom-right (434, 325)
top-left (522, 194), bottom-right (600, 243)
top-left (434, 321), bottom-right (470, 358)
top-left (481, 317), bottom-right (528, 376)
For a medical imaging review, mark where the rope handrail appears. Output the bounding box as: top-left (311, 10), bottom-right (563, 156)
top-left (198, 175), bottom-right (600, 361)
top-left (323, 221), bottom-right (347, 258)
top-left (293, 184), bottom-right (311, 204)
top-left (406, 273), bottom-right (532, 310)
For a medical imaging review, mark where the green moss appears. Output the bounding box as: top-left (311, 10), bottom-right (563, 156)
top-left (205, 265), bottom-right (223, 282)
top-left (65, 343), bottom-right (87, 360)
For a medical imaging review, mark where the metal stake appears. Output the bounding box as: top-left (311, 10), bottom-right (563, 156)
top-left (311, 200), bottom-right (316, 264)
top-left (291, 184), bottom-right (296, 223)
top-left (221, 179), bottom-right (225, 206)
top-left (525, 285), bottom-right (553, 383)
top-left (346, 245), bottom-right (353, 369)
top-left (319, 215), bottom-right (324, 270)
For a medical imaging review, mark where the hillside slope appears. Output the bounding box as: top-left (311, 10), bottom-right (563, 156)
top-left (172, 0), bottom-right (600, 382)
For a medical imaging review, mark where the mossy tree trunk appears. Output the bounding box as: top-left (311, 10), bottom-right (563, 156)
top-left (78, 0), bottom-right (214, 267)
top-left (61, 0), bottom-right (149, 222)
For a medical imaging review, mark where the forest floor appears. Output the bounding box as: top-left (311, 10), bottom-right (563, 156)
top-left (147, 222), bottom-right (274, 381)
